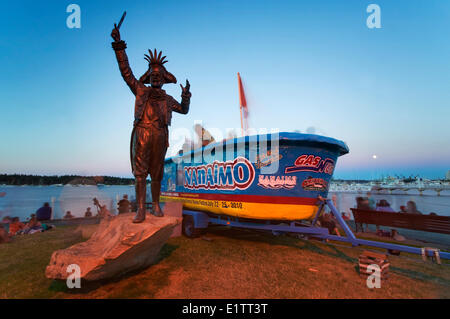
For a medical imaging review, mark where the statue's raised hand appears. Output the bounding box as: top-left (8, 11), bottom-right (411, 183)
top-left (180, 79), bottom-right (191, 99)
top-left (111, 23), bottom-right (121, 42)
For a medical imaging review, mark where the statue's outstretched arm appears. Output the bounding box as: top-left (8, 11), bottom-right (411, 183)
top-left (171, 79), bottom-right (191, 114)
top-left (111, 24), bottom-right (139, 95)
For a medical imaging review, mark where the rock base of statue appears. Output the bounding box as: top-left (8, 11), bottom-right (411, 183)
top-left (45, 212), bottom-right (181, 281)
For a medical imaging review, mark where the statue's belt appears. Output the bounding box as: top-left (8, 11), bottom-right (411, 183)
top-left (134, 121), bottom-right (167, 130)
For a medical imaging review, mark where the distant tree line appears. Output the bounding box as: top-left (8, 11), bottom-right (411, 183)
top-left (0, 174), bottom-right (135, 186)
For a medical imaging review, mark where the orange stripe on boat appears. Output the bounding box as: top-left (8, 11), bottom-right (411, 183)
top-left (161, 191), bottom-right (319, 205)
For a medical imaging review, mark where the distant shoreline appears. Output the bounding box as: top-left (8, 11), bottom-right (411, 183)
top-left (0, 174), bottom-right (136, 186)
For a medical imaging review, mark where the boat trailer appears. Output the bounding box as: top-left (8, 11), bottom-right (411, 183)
top-left (181, 197), bottom-right (450, 261)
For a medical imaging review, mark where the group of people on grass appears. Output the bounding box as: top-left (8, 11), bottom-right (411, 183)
top-left (62, 194), bottom-right (131, 219)
top-left (0, 212), bottom-right (55, 244)
top-left (0, 194), bottom-right (131, 244)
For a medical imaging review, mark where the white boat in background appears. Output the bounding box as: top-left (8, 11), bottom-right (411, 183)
top-left (331, 176), bottom-right (450, 196)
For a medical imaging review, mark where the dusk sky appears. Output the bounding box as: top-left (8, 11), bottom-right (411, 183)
top-left (1, 0), bottom-right (449, 179)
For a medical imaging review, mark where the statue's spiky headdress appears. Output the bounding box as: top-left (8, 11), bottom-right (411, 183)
top-left (139, 49), bottom-right (177, 85)
top-left (144, 49), bottom-right (168, 67)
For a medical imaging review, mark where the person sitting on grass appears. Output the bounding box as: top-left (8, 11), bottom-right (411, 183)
top-left (318, 212), bottom-right (341, 237)
top-left (27, 214), bottom-right (41, 227)
top-left (0, 224), bottom-right (10, 244)
top-left (36, 202), bottom-right (52, 221)
top-left (64, 211), bottom-right (74, 219)
top-left (341, 212), bottom-right (350, 221)
top-left (22, 214), bottom-right (43, 234)
top-left (391, 229), bottom-right (405, 241)
top-left (117, 195), bottom-right (131, 214)
top-left (84, 207), bottom-right (93, 218)
top-left (9, 217), bottom-right (25, 236)
top-left (1, 216), bottom-right (11, 234)
top-left (93, 198), bottom-right (112, 218)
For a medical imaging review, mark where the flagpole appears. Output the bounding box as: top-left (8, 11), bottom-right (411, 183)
top-left (239, 105), bottom-right (244, 136)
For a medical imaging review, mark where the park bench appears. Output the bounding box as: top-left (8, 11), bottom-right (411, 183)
top-left (350, 208), bottom-right (450, 235)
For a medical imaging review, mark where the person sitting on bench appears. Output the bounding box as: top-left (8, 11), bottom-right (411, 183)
top-left (355, 196), bottom-right (371, 232)
top-left (376, 200), bottom-right (395, 213)
top-left (405, 201), bottom-right (422, 215)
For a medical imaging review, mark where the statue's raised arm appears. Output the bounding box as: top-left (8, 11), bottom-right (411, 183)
top-left (111, 23), bottom-right (140, 95)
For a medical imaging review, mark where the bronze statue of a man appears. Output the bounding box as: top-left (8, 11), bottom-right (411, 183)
top-left (111, 23), bottom-right (191, 223)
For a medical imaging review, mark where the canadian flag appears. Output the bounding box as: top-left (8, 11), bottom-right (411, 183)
top-left (237, 72), bottom-right (248, 135)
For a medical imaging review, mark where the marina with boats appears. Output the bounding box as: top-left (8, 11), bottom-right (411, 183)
top-left (330, 177), bottom-right (450, 196)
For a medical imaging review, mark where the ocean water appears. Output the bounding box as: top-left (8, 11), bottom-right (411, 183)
top-left (0, 185), bottom-right (136, 220)
top-left (0, 185), bottom-right (449, 221)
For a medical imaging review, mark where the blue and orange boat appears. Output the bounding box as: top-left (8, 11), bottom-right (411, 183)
top-left (161, 132), bottom-right (349, 221)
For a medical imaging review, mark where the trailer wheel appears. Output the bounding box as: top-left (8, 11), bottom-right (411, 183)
top-left (182, 215), bottom-right (203, 238)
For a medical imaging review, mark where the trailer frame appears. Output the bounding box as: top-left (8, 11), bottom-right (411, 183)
top-left (181, 197), bottom-right (450, 261)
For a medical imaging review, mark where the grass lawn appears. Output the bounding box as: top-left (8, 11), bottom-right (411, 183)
top-left (0, 225), bottom-right (449, 299)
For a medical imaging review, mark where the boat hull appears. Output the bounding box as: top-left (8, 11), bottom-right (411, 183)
top-left (160, 132), bottom-right (348, 221)
top-left (161, 192), bottom-right (319, 220)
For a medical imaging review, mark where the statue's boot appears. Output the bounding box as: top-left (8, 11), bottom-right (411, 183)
top-left (151, 181), bottom-right (164, 217)
top-left (133, 177), bottom-right (147, 223)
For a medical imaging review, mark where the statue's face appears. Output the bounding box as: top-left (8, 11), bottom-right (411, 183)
top-left (149, 65), bottom-right (164, 88)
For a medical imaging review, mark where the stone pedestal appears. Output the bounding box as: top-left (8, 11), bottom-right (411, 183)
top-left (45, 213), bottom-right (180, 281)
